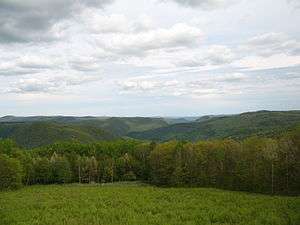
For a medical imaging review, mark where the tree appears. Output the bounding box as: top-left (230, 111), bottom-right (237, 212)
top-left (0, 139), bottom-right (18, 156)
top-left (149, 141), bottom-right (177, 185)
top-left (33, 157), bottom-right (52, 184)
top-left (50, 153), bottom-right (72, 184)
top-left (116, 153), bottom-right (137, 181)
top-left (14, 151), bottom-right (35, 185)
top-left (87, 156), bottom-right (98, 183)
top-left (0, 154), bottom-right (23, 190)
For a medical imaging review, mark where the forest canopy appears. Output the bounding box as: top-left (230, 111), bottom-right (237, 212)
top-left (1, 126), bottom-right (299, 195)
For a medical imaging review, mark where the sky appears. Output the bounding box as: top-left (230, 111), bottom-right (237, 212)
top-left (0, 0), bottom-right (299, 117)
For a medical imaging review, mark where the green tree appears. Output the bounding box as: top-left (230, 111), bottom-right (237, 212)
top-left (33, 157), bottom-right (52, 184)
top-left (0, 154), bottom-right (23, 190)
top-left (50, 153), bottom-right (72, 184)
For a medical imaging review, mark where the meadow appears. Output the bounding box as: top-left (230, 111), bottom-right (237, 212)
top-left (1, 183), bottom-right (299, 225)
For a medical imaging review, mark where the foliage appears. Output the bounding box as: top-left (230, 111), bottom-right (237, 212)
top-left (0, 122), bottom-right (116, 148)
top-left (0, 127), bottom-right (299, 195)
top-left (0, 116), bottom-right (168, 145)
top-left (0, 154), bottom-right (23, 190)
top-left (0, 184), bottom-right (299, 225)
top-left (129, 110), bottom-right (300, 141)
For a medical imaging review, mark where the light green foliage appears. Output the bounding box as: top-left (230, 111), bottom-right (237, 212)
top-left (0, 184), bottom-right (299, 225)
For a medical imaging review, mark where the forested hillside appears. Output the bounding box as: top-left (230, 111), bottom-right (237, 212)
top-left (0, 116), bottom-right (168, 137)
top-left (0, 122), bottom-right (116, 148)
top-left (1, 111), bottom-right (300, 148)
top-left (0, 126), bottom-right (299, 195)
top-left (129, 111), bottom-right (300, 141)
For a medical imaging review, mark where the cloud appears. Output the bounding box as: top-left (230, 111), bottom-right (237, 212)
top-left (5, 74), bottom-right (101, 94)
top-left (0, 0), bottom-right (114, 43)
top-left (83, 13), bottom-right (155, 34)
top-left (162, 0), bottom-right (237, 10)
top-left (116, 66), bottom-right (300, 99)
top-left (17, 56), bottom-right (59, 69)
top-left (68, 56), bottom-right (105, 72)
top-left (242, 33), bottom-right (300, 57)
top-left (175, 45), bottom-right (235, 67)
top-left (97, 23), bottom-right (202, 57)
top-left (287, 0), bottom-right (300, 9)
top-left (0, 55), bottom-right (62, 76)
top-left (215, 73), bottom-right (247, 82)
top-left (118, 72), bottom-right (248, 97)
top-left (119, 79), bottom-right (179, 92)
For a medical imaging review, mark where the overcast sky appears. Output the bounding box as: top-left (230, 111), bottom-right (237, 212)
top-left (0, 0), bottom-right (299, 117)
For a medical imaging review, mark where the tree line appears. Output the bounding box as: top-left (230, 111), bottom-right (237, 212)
top-left (0, 128), bottom-right (299, 195)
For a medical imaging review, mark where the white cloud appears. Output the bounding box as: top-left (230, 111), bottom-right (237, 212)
top-left (175, 45), bottom-right (235, 67)
top-left (0, 55), bottom-right (64, 76)
top-left (287, 0), bottom-right (300, 9)
top-left (236, 54), bottom-right (300, 70)
top-left (119, 78), bottom-right (179, 92)
top-left (118, 72), bottom-right (248, 97)
top-left (83, 12), bottom-right (155, 34)
top-left (5, 74), bottom-right (101, 94)
top-left (242, 33), bottom-right (300, 57)
top-left (0, 0), bottom-right (300, 116)
top-left (17, 55), bottom-right (59, 69)
top-left (163, 0), bottom-right (237, 10)
top-left (97, 23), bottom-right (203, 57)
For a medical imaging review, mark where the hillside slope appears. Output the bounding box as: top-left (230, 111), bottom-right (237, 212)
top-left (0, 122), bottom-right (116, 148)
top-left (86, 117), bottom-right (168, 136)
top-left (0, 116), bottom-right (168, 137)
top-left (128, 111), bottom-right (300, 141)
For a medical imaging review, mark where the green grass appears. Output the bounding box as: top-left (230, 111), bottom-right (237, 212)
top-left (1, 184), bottom-right (299, 225)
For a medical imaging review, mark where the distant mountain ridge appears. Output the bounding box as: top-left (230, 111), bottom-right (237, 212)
top-left (0, 116), bottom-right (168, 134)
top-left (128, 110), bottom-right (300, 141)
top-left (1, 110), bottom-right (300, 147)
top-left (0, 116), bottom-right (169, 148)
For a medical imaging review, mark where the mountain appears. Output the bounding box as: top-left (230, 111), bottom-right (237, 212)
top-left (2, 111), bottom-right (300, 147)
top-left (196, 115), bottom-right (228, 123)
top-left (128, 110), bottom-right (300, 141)
top-left (0, 116), bottom-right (107, 123)
top-left (0, 116), bottom-right (168, 136)
top-left (0, 122), bottom-right (116, 148)
top-left (88, 117), bottom-right (168, 136)
top-left (164, 117), bottom-right (199, 124)
top-left (0, 116), bottom-right (168, 147)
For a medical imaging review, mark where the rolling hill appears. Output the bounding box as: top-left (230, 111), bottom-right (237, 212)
top-left (0, 116), bottom-right (168, 136)
top-left (0, 122), bottom-right (116, 148)
top-left (1, 111), bottom-right (300, 147)
top-left (128, 110), bottom-right (300, 141)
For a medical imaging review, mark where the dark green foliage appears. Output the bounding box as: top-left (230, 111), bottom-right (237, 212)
top-left (0, 122), bottom-right (116, 148)
top-left (0, 116), bottom-right (168, 138)
top-left (50, 153), bottom-right (72, 184)
top-left (129, 110), bottom-right (300, 141)
top-left (33, 157), bottom-right (52, 184)
top-left (95, 117), bottom-right (168, 136)
top-left (0, 154), bottom-right (23, 190)
top-left (2, 111), bottom-right (299, 148)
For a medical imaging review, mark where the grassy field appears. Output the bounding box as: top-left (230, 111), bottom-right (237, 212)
top-left (0, 183), bottom-right (299, 225)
